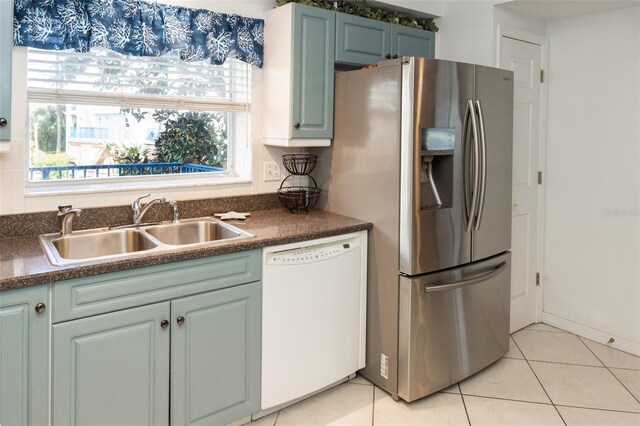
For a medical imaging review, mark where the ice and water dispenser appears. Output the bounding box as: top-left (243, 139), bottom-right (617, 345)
top-left (420, 128), bottom-right (454, 210)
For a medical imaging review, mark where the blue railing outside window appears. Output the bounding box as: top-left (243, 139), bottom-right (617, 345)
top-left (29, 163), bottom-right (224, 181)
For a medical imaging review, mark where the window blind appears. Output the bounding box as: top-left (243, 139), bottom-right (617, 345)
top-left (27, 48), bottom-right (251, 112)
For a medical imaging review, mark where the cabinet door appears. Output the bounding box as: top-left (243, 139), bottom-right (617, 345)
top-left (171, 282), bottom-right (261, 426)
top-left (0, 0), bottom-right (12, 140)
top-left (52, 303), bottom-right (170, 426)
top-left (0, 286), bottom-right (49, 426)
top-left (292, 5), bottom-right (335, 139)
top-left (335, 13), bottom-right (390, 66)
top-left (391, 25), bottom-right (435, 59)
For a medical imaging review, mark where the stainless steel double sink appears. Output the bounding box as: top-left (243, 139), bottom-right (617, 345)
top-left (40, 218), bottom-right (254, 266)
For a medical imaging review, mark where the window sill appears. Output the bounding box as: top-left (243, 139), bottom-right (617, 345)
top-left (25, 174), bottom-right (252, 197)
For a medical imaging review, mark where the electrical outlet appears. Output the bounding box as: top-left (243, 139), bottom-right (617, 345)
top-left (263, 162), bottom-right (280, 182)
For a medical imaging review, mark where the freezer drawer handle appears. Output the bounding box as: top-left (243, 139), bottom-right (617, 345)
top-left (423, 261), bottom-right (507, 293)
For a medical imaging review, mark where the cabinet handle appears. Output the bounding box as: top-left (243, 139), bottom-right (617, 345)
top-left (160, 320), bottom-right (169, 329)
top-left (294, 122), bottom-right (300, 129)
top-left (393, 55), bottom-right (398, 59)
top-left (35, 303), bottom-right (46, 314)
top-left (0, 118), bottom-right (7, 127)
top-left (385, 54), bottom-right (391, 59)
top-left (176, 316), bottom-right (185, 325)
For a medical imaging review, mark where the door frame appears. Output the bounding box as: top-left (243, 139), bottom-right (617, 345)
top-left (495, 25), bottom-right (549, 323)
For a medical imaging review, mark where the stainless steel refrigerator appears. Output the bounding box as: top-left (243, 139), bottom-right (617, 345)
top-left (314, 57), bottom-right (514, 402)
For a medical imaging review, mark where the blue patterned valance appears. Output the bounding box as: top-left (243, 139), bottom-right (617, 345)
top-left (13, 0), bottom-right (265, 67)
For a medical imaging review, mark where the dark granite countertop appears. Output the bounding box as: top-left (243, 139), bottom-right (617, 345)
top-left (0, 209), bottom-right (372, 291)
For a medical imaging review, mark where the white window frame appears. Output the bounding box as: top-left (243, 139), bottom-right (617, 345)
top-left (24, 48), bottom-right (253, 195)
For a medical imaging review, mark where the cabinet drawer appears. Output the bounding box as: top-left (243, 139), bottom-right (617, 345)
top-left (52, 250), bottom-right (261, 323)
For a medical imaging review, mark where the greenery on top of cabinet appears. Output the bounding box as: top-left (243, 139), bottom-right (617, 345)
top-left (275, 0), bottom-right (439, 32)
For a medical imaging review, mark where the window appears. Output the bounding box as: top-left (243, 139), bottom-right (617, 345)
top-left (26, 48), bottom-right (250, 184)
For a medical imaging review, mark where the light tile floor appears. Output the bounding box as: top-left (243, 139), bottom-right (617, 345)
top-left (250, 323), bottom-right (640, 425)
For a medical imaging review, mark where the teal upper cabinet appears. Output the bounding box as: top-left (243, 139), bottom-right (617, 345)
top-left (335, 13), bottom-right (391, 70)
top-left (335, 11), bottom-right (435, 66)
top-left (292, 5), bottom-right (336, 141)
top-left (391, 25), bottom-right (436, 59)
top-left (262, 4), bottom-right (434, 146)
top-left (0, 0), bottom-right (12, 141)
top-left (0, 285), bottom-right (49, 426)
top-left (262, 3), bottom-right (335, 147)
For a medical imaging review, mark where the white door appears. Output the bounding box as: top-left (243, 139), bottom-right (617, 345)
top-left (500, 36), bottom-right (542, 332)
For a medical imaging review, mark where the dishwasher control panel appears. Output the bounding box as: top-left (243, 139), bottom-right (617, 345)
top-left (266, 239), bottom-right (360, 265)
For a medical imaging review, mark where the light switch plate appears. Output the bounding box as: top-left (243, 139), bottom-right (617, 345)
top-left (263, 162), bottom-right (280, 182)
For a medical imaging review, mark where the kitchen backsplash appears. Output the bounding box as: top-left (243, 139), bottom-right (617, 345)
top-left (0, 193), bottom-right (280, 238)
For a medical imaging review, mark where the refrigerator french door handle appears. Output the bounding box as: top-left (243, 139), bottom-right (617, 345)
top-left (423, 261), bottom-right (507, 293)
top-left (466, 100), bottom-right (481, 233)
top-left (463, 101), bottom-right (472, 225)
top-left (474, 100), bottom-right (488, 231)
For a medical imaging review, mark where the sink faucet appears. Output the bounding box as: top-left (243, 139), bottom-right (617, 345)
top-left (58, 205), bottom-right (82, 236)
top-left (168, 200), bottom-right (180, 223)
top-left (132, 194), bottom-right (166, 225)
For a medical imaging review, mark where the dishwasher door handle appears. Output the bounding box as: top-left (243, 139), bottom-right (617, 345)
top-left (423, 262), bottom-right (507, 293)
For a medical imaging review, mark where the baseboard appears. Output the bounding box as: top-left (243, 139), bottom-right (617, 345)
top-left (542, 312), bottom-right (640, 356)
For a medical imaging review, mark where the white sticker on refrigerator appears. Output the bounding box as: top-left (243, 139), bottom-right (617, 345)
top-left (380, 353), bottom-right (389, 379)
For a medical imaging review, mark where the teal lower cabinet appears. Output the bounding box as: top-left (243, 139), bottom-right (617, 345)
top-left (171, 282), bottom-right (261, 426)
top-left (49, 251), bottom-right (262, 426)
top-left (0, 285), bottom-right (49, 426)
top-left (2, 251), bottom-right (261, 426)
top-left (52, 302), bottom-right (171, 426)
top-left (52, 283), bottom-right (262, 426)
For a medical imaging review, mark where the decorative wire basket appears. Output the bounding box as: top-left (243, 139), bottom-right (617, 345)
top-left (282, 154), bottom-right (318, 175)
top-left (277, 175), bottom-right (321, 213)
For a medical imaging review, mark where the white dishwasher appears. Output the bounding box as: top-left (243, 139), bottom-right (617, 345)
top-left (261, 231), bottom-right (367, 411)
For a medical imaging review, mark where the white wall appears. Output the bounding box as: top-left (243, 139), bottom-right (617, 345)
top-left (436, 1), bottom-right (495, 65)
top-left (0, 0), bottom-right (291, 214)
top-left (493, 6), bottom-right (546, 45)
top-left (377, 0), bottom-right (442, 16)
top-left (436, 1), bottom-right (545, 66)
top-left (543, 6), bottom-right (640, 354)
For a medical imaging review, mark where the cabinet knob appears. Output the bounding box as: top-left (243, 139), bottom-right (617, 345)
top-left (35, 303), bottom-right (46, 314)
top-left (176, 316), bottom-right (185, 325)
top-left (385, 54), bottom-right (391, 59)
top-left (294, 122), bottom-right (300, 129)
top-left (160, 320), bottom-right (169, 329)
top-left (393, 55), bottom-right (398, 59)
top-left (0, 118), bottom-right (7, 127)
